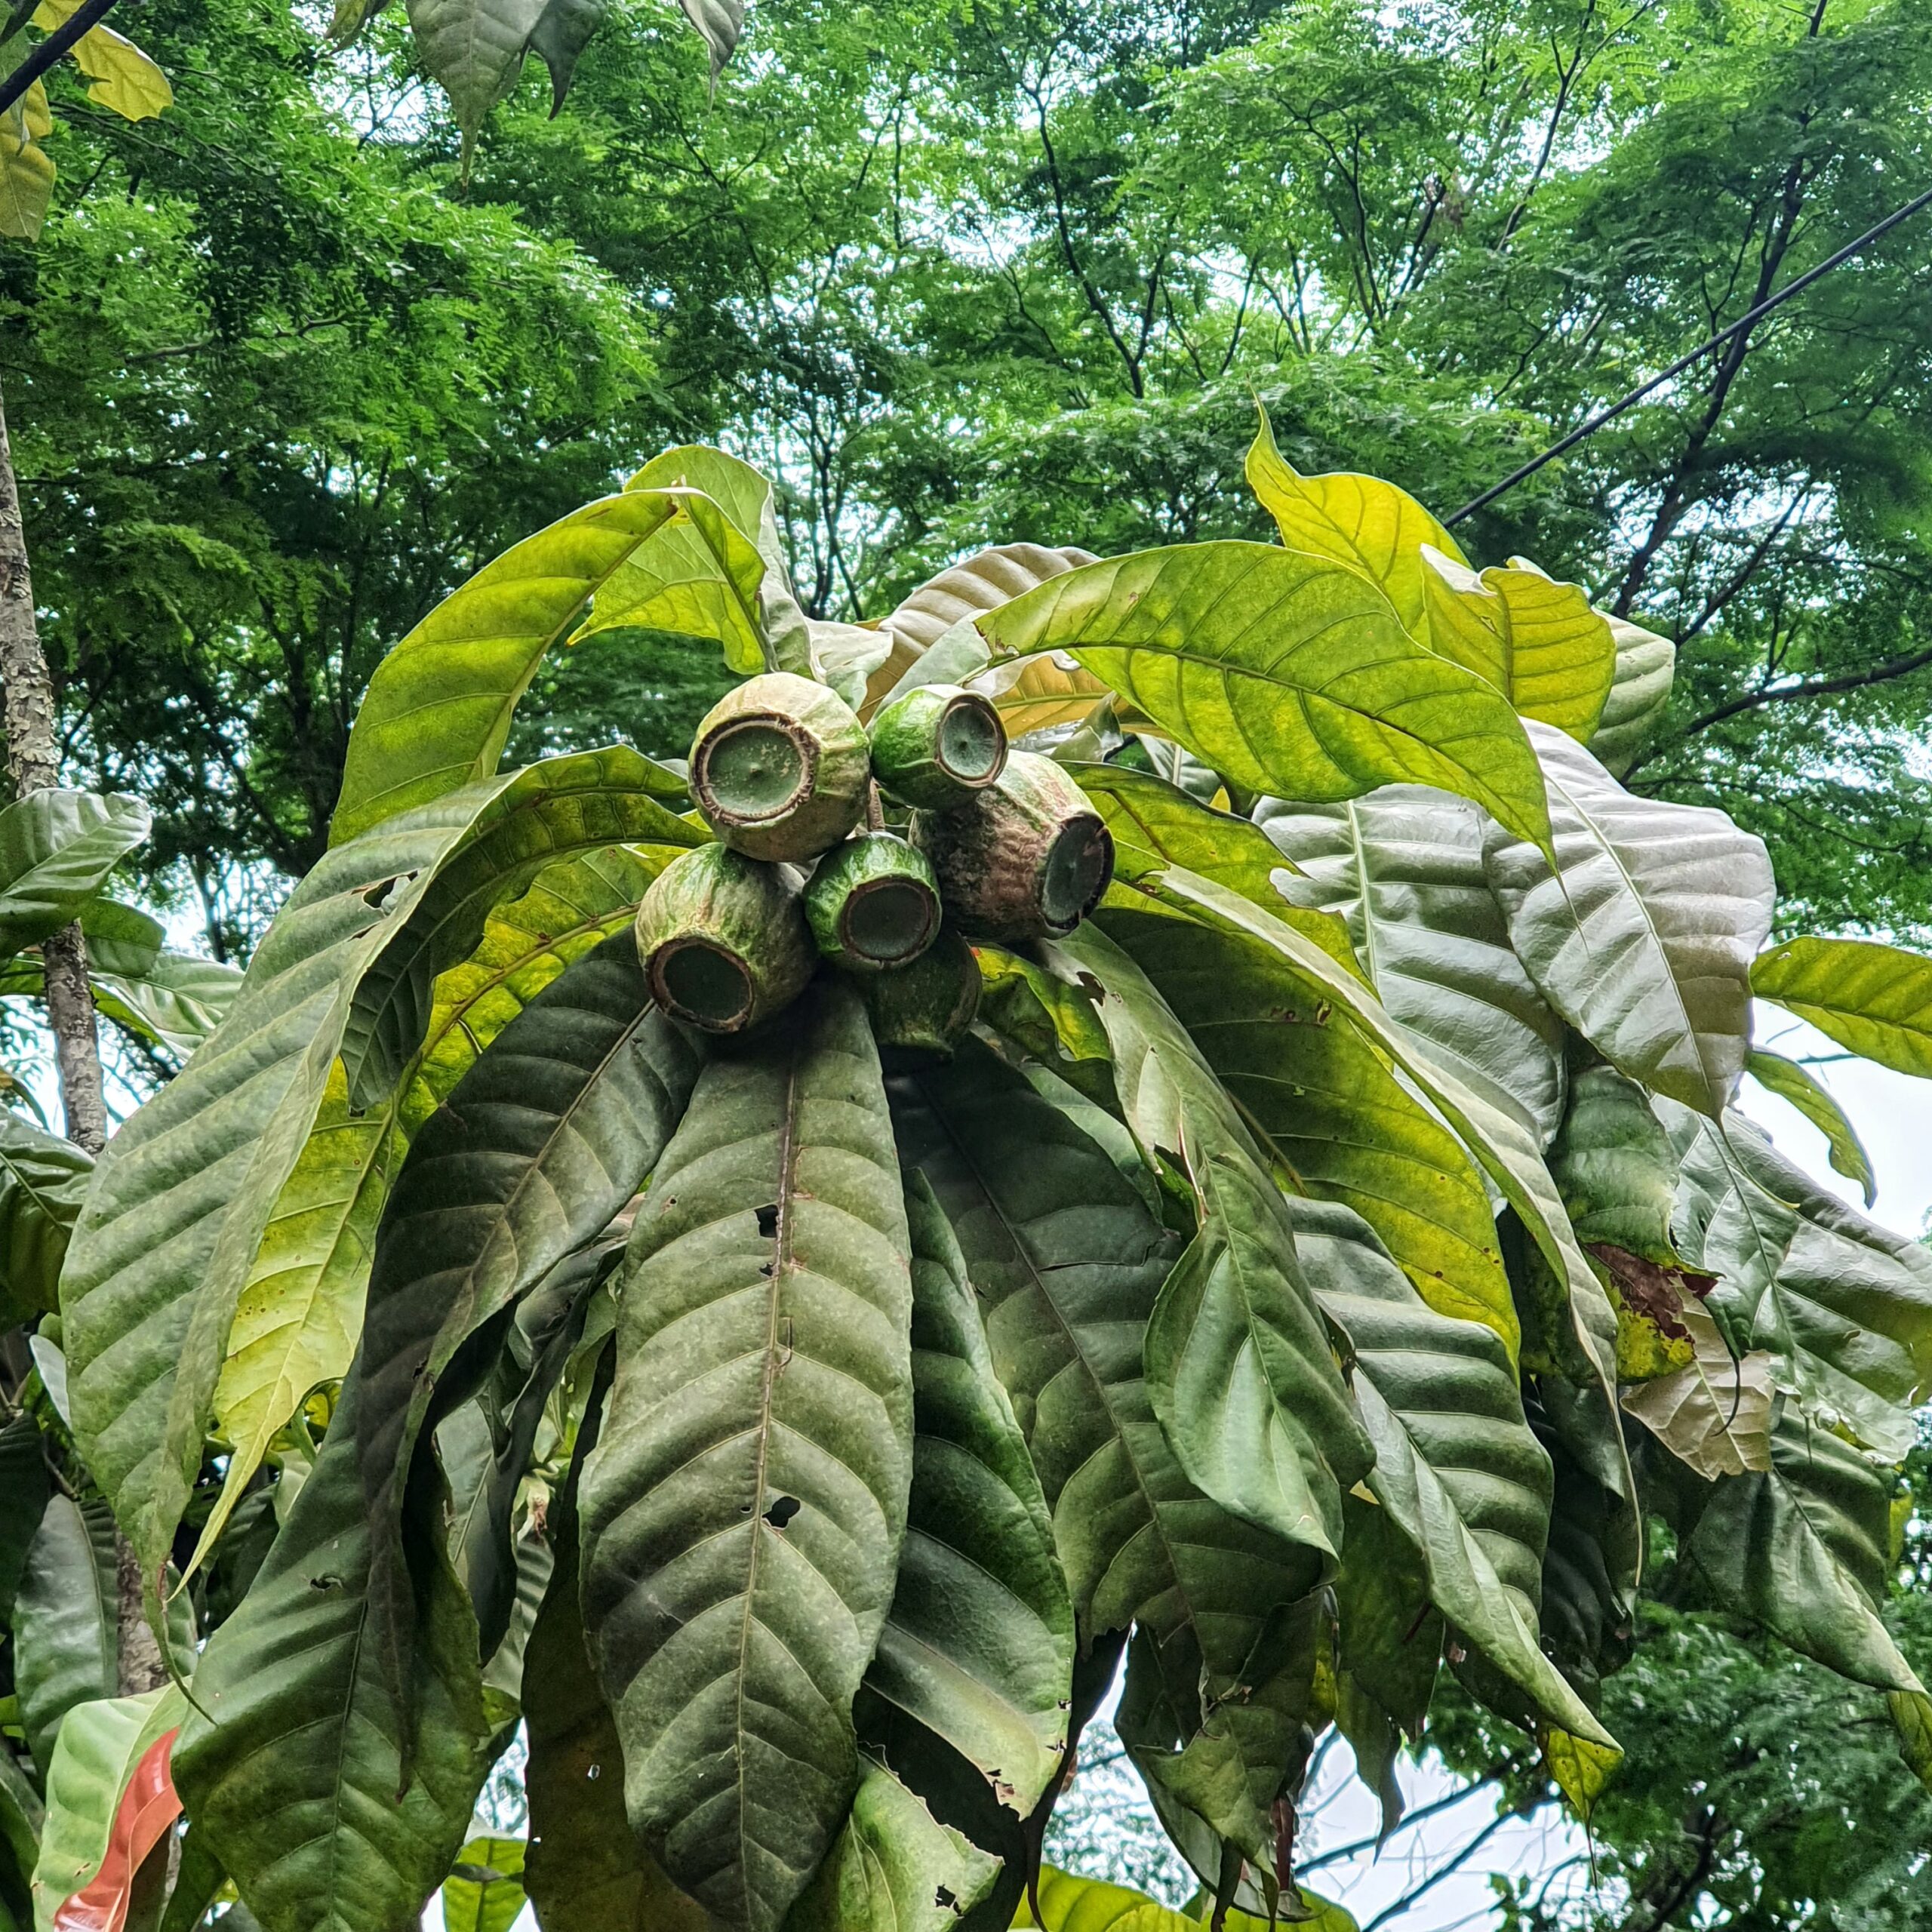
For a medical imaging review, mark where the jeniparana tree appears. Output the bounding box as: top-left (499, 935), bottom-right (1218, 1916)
top-left (0, 429), bottom-right (1926, 1932)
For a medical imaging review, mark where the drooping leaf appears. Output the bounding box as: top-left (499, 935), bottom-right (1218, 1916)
top-left (63, 749), bottom-right (696, 1594)
top-left (1291, 1198), bottom-right (1613, 1752)
top-left (1078, 766), bottom-right (1361, 979)
top-left (171, 1412), bottom-right (497, 1932)
top-left (522, 1389), bottom-right (709, 1932)
top-left (863, 1175), bottom-right (1074, 1820)
top-left (889, 1048), bottom-right (1327, 1871)
top-left (402, 0), bottom-right (549, 139)
top-left (1683, 1401), bottom-right (1931, 1782)
top-left (0, 1414), bottom-right (50, 1632)
top-left (1750, 934), bottom-right (1932, 1081)
top-left (1745, 1047), bottom-right (1876, 1206)
top-left (1586, 617), bottom-right (1674, 778)
top-left (1087, 908), bottom-right (1518, 1356)
top-left (524, 0), bottom-right (605, 109)
top-left (579, 981), bottom-right (914, 1932)
top-left (199, 845), bottom-right (659, 1574)
top-left (1144, 866), bottom-right (1637, 1571)
top-left (1255, 786), bottom-right (1565, 1144)
top-left (974, 544), bottom-right (1553, 851)
top-left (1664, 1104), bottom-right (1932, 1462)
top-left (785, 1764), bottom-right (1001, 1932)
top-left (0, 1112), bottom-right (90, 1326)
top-left (0, 792), bottom-right (149, 960)
top-left (0, 95), bottom-right (54, 245)
top-left (868, 545), bottom-right (1096, 714)
top-left (30, 1686), bottom-right (183, 1932)
top-left (1418, 551), bottom-right (1616, 740)
top-left (675, 0), bottom-right (745, 83)
top-left (1244, 402), bottom-right (1464, 640)
top-left (1620, 1298), bottom-right (1774, 1481)
top-left (440, 1837), bottom-right (526, 1932)
top-left (1484, 720), bottom-right (1774, 1116)
top-left (329, 493), bottom-right (703, 844)
top-left (14, 1496), bottom-right (115, 1773)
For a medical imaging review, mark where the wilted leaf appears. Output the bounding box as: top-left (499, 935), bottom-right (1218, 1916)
top-left (1485, 720), bottom-right (1774, 1116)
top-left (580, 982), bottom-right (913, 1932)
top-left (1621, 1300), bottom-right (1774, 1480)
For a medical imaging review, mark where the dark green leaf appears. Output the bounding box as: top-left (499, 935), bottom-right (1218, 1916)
top-left (13, 1494), bottom-right (115, 1770)
top-left (0, 791), bottom-right (149, 958)
top-left (0, 1109), bottom-right (89, 1326)
top-left (580, 981), bottom-right (914, 1932)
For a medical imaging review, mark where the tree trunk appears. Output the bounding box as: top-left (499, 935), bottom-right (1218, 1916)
top-left (0, 374), bottom-right (162, 1694)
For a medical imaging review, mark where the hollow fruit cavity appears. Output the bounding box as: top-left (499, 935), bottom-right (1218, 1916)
top-left (844, 878), bottom-right (939, 963)
top-left (700, 721), bottom-right (810, 822)
top-left (937, 697), bottom-right (1004, 784)
top-left (1039, 818), bottom-right (1113, 931)
top-left (657, 940), bottom-right (755, 1029)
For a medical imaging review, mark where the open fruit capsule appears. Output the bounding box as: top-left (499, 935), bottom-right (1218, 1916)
top-left (689, 672), bottom-right (871, 863)
top-left (867, 683), bottom-right (1008, 811)
top-left (910, 751), bottom-right (1114, 942)
top-left (804, 832), bottom-right (942, 971)
top-left (635, 843), bottom-right (813, 1033)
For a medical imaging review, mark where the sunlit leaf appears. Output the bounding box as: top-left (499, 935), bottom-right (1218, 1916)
top-left (1751, 934), bottom-right (1932, 1081)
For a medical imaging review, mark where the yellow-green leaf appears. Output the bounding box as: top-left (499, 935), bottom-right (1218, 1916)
top-left (1746, 1047), bottom-right (1876, 1206)
top-left (1420, 549), bottom-right (1615, 740)
top-left (33, 0), bottom-right (172, 120)
top-left (0, 103), bottom-right (53, 243)
top-left (976, 543), bottom-right (1553, 854)
top-left (1244, 401), bottom-right (1465, 639)
top-left (1752, 934), bottom-right (1932, 1079)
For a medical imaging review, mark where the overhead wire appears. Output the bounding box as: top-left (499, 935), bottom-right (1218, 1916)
top-left (1443, 177), bottom-right (1932, 525)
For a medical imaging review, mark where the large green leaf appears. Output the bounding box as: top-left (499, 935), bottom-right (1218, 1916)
top-left (13, 1494), bottom-right (115, 1772)
top-left (29, 1685), bottom-right (183, 1932)
top-left (785, 1764), bottom-right (1001, 1932)
top-left (888, 1048), bottom-right (1327, 1873)
top-left (1750, 934), bottom-right (1932, 1079)
top-left (171, 1411), bottom-right (497, 1932)
top-left (172, 936), bottom-right (679, 1928)
top-left (1586, 616), bottom-right (1674, 778)
top-left (1254, 786), bottom-right (1564, 1145)
top-left (1484, 720), bottom-right (1774, 1116)
top-left (0, 1111), bottom-right (89, 1325)
top-left (0, 791), bottom-right (149, 958)
top-left (1088, 906), bottom-right (1518, 1355)
top-left (1745, 1047), bottom-right (1875, 1206)
top-left (63, 749), bottom-right (696, 1596)
top-left (522, 1395), bottom-right (710, 1932)
top-left (863, 1175), bottom-right (1074, 1820)
top-left (1291, 1199), bottom-right (1612, 1751)
top-left (974, 543), bottom-right (1553, 851)
top-left (330, 493), bottom-right (705, 844)
top-left (400, 0), bottom-right (546, 137)
top-left (1684, 1401), bottom-right (1931, 1774)
top-left (1418, 552), bottom-right (1616, 740)
top-left (1244, 403), bottom-right (1463, 641)
top-left (580, 981), bottom-right (913, 1932)
top-left (200, 845), bottom-right (658, 1575)
top-left (1664, 1104), bottom-right (1932, 1462)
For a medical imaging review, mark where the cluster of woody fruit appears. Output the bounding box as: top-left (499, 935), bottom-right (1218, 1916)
top-left (637, 672), bottom-right (1116, 1051)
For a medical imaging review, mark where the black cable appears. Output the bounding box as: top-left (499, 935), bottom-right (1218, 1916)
top-left (1444, 177), bottom-right (1932, 526)
top-left (0, 0), bottom-right (125, 121)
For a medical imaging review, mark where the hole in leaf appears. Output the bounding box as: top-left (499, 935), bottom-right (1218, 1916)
top-left (755, 1203), bottom-right (780, 1239)
top-left (763, 1495), bottom-right (801, 1529)
top-left (936, 1887), bottom-right (960, 1914)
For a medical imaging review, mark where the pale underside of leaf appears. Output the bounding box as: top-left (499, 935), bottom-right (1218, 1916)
top-left (1745, 1047), bottom-right (1875, 1207)
top-left (1586, 617), bottom-right (1674, 778)
top-left (1620, 1298), bottom-right (1773, 1480)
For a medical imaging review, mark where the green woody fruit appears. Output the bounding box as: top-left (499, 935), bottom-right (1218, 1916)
top-left (867, 683), bottom-right (1007, 810)
top-left (910, 752), bottom-right (1114, 942)
top-left (635, 843), bottom-right (813, 1033)
top-left (689, 672), bottom-right (871, 862)
top-left (859, 928), bottom-right (980, 1058)
top-left (804, 833), bottom-right (942, 972)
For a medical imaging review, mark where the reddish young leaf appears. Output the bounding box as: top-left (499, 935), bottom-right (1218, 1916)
top-left (53, 1727), bottom-right (180, 1932)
